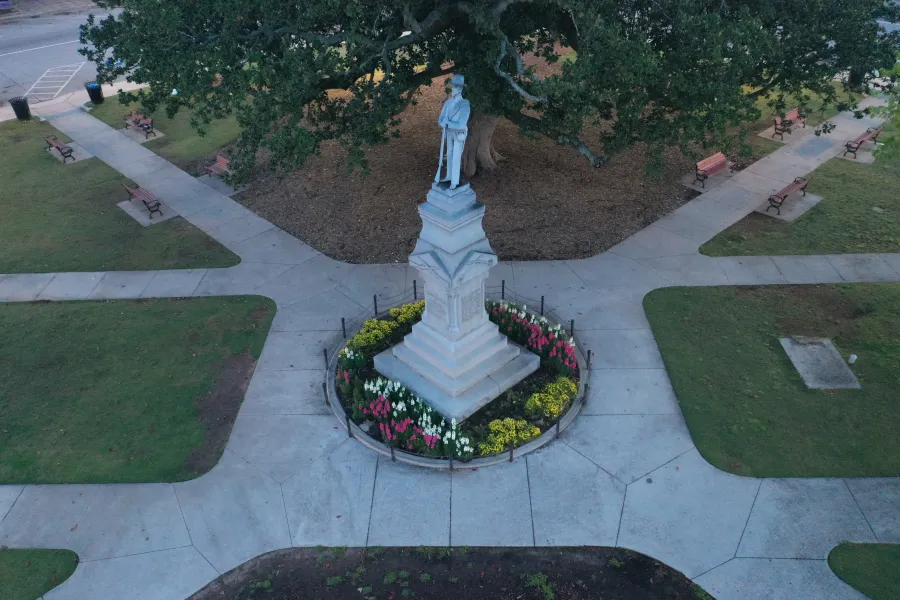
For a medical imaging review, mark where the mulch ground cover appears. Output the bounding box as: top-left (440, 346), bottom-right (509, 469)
top-left (190, 546), bottom-right (714, 600)
top-left (235, 79), bottom-right (701, 264)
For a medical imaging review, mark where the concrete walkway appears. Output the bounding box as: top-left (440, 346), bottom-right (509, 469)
top-left (1, 105), bottom-right (899, 600)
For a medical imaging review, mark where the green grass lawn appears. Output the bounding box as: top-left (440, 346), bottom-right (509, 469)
top-left (644, 284), bottom-right (900, 478)
top-left (88, 94), bottom-right (241, 171)
top-left (700, 159), bottom-right (900, 256)
top-left (0, 296), bottom-right (274, 484)
top-left (0, 119), bottom-right (239, 273)
top-left (0, 549), bottom-right (78, 600)
top-left (829, 543), bottom-right (900, 600)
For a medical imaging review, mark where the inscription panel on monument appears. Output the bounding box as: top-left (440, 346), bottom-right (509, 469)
top-left (427, 290), bottom-right (447, 320)
top-left (461, 289), bottom-right (482, 323)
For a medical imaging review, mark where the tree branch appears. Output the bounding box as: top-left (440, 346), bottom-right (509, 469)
top-left (511, 112), bottom-right (607, 167)
top-left (494, 37), bottom-right (547, 102)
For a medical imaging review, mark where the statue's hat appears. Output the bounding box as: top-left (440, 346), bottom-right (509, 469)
top-left (450, 74), bottom-right (465, 87)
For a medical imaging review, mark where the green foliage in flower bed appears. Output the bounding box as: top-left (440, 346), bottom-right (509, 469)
top-left (335, 300), bottom-right (580, 460)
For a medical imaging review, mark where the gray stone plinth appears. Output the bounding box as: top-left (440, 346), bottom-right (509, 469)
top-left (374, 343), bottom-right (539, 422)
top-left (117, 198), bottom-right (178, 226)
top-left (779, 337), bottom-right (860, 389)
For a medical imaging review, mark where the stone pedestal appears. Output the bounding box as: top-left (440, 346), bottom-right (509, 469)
top-left (374, 182), bottom-right (539, 422)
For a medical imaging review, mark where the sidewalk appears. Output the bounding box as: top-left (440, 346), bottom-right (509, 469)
top-left (0, 103), bottom-right (897, 600)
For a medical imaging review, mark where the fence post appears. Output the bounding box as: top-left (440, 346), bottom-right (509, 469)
top-left (323, 347), bottom-right (328, 370)
top-left (540, 296), bottom-right (544, 316)
top-left (390, 446), bottom-right (396, 462)
top-left (345, 413), bottom-right (352, 438)
top-left (570, 319), bottom-right (575, 337)
top-left (341, 317), bottom-right (347, 339)
top-left (413, 280), bottom-right (417, 300)
top-left (556, 418), bottom-right (561, 437)
top-left (586, 349), bottom-right (592, 371)
top-left (508, 441), bottom-right (514, 462)
top-left (373, 295), bottom-right (378, 316)
top-left (501, 280), bottom-right (505, 300)
top-left (322, 381), bottom-right (328, 405)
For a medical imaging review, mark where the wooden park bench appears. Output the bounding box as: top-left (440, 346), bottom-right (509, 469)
top-left (772, 107), bottom-right (807, 140)
top-left (844, 127), bottom-right (883, 159)
top-left (123, 183), bottom-right (163, 219)
top-left (122, 110), bottom-right (156, 139)
top-left (693, 152), bottom-right (735, 188)
top-left (205, 154), bottom-right (232, 177)
top-left (43, 135), bottom-right (74, 163)
top-left (766, 176), bottom-right (810, 215)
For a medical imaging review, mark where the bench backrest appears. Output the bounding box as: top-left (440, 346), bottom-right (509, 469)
top-left (697, 152), bottom-right (727, 173)
top-left (216, 155), bottom-right (230, 167)
top-left (775, 108), bottom-right (801, 125)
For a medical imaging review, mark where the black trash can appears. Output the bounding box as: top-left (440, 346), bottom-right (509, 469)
top-left (9, 96), bottom-right (31, 121)
top-left (85, 82), bottom-right (104, 105)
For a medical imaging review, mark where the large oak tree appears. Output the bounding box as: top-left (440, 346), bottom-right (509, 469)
top-left (81, 0), bottom-right (899, 182)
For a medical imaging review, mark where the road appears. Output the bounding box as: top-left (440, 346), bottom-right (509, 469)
top-left (0, 9), bottom-right (114, 105)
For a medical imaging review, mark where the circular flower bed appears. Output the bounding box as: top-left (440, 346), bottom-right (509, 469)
top-left (332, 299), bottom-right (582, 462)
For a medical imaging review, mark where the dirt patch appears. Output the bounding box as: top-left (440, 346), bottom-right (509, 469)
top-left (184, 354), bottom-right (258, 475)
top-left (235, 78), bottom-right (699, 264)
top-left (189, 546), bottom-right (713, 600)
top-left (732, 285), bottom-right (862, 341)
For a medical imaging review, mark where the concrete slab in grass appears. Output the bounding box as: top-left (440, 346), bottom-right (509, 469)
top-left (270, 289), bottom-right (364, 332)
top-left (527, 444), bottom-right (625, 546)
top-left (140, 269), bottom-right (207, 298)
top-left (717, 256), bottom-right (786, 285)
top-left (826, 254), bottom-right (899, 283)
top-left (46, 141), bottom-right (92, 163)
top-left (367, 459), bottom-right (450, 547)
top-left (241, 369), bottom-right (330, 416)
top-left (88, 271), bottom-right (157, 299)
top-left (0, 486), bottom-right (24, 525)
top-left (174, 450), bottom-right (291, 574)
top-left (120, 126), bottom-right (166, 144)
top-left (844, 478), bottom-right (900, 543)
top-left (574, 329), bottom-right (664, 370)
top-left (837, 147), bottom-right (877, 164)
top-left (116, 198), bottom-right (178, 227)
top-left (67, 484), bottom-right (190, 561)
top-left (881, 253), bottom-right (900, 277)
top-left (0, 485), bottom-right (99, 548)
top-left (231, 228), bottom-right (320, 265)
top-left (753, 193), bottom-right (823, 222)
top-left (779, 337), bottom-right (860, 389)
top-left (36, 272), bottom-right (105, 300)
top-left (583, 369), bottom-right (680, 415)
top-left (283, 440), bottom-right (377, 547)
top-left (226, 415), bottom-right (346, 483)
top-left (770, 256), bottom-right (844, 284)
top-left (43, 545), bottom-right (219, 600)
top-left (0, 273), bottom-right (55, 301)
top-left (563, 415), bottom-right (694, 484)
top-left (451, 459), bottom-right (533, 546)
top-left (255, 330), bottom-right (343, 371)
top-left (617, 449), bottom-right (760, 578)
top-left (694, 557), bottom-right (867, 600)
top-left (737, 479), bottom-right (876, 559)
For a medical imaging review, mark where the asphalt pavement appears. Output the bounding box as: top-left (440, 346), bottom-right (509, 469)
top-left (0, 9), bottom-right (113, 106)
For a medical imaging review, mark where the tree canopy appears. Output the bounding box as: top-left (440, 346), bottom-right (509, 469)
top-left (81, 0), bottom-right (900, 182)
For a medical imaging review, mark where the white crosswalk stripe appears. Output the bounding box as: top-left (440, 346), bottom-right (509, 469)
top-left (24, 61), bottom-right (86, 102)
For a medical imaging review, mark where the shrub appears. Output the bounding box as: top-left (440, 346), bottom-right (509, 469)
top-left (389, 300), bottom-right (425, 328)
top-left (347, 318), bottom-right (397, 355)
top-left (478, 418), bottom-right (541, 456)
top-left (525, 376), bottom-right (578, 420)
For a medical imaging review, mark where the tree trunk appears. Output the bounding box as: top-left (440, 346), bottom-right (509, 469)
top-left (462, 112), bottom-right (504, 178)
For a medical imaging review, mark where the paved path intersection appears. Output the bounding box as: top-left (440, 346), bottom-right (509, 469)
top-left (1, 104), bottom-right (899, 600)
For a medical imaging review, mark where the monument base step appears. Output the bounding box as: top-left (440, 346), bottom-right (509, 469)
top-left (374, 344), bottom-right (540, 422)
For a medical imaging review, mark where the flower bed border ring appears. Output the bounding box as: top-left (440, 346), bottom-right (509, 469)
top-left (324, 289), bottom-right (590, 470)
